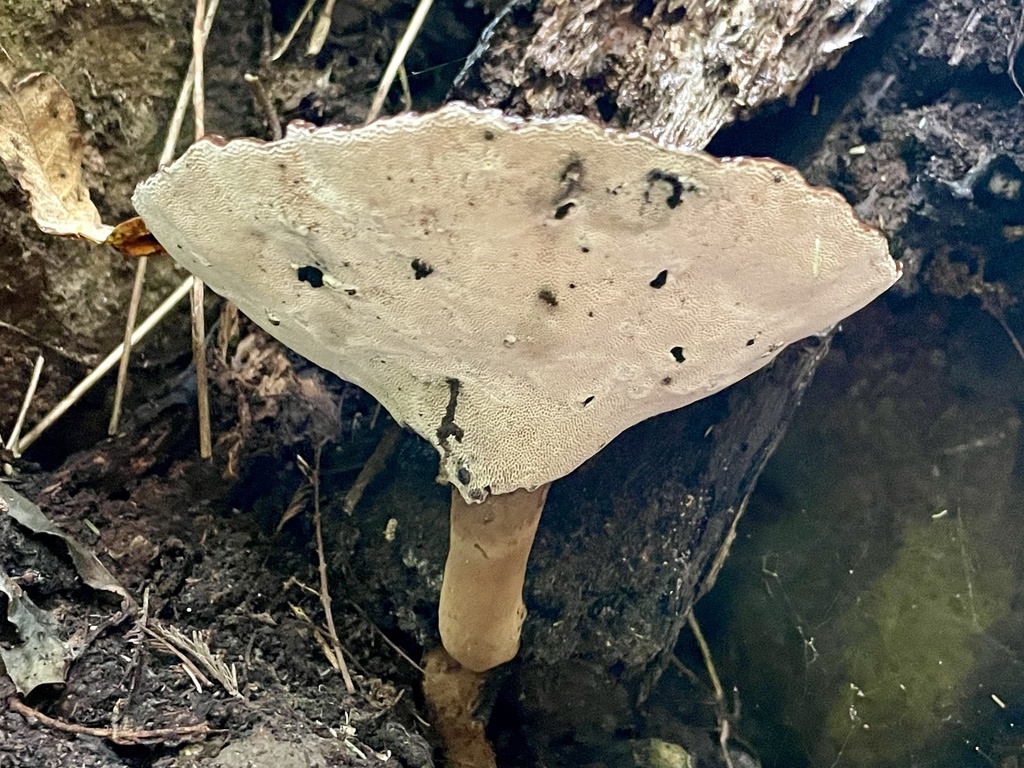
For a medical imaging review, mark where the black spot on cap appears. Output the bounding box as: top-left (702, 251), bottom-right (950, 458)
top-left (297, 265), bottom-right (324, 288)
top-left (411, 259), bottom-right (434, 279)
top-left (670, 346), bottom-right (686, 363)
top-left (538, 288), bottom-right (559, 306)
top-left (457, 467), bottom-right (471, 485)
top-left (649, 270), bottom-right (668, 288)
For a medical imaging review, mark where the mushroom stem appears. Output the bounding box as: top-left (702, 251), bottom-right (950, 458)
top-left (439, 483), bottom-right (551, 672)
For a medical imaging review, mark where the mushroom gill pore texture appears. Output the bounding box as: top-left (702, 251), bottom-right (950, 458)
top-left (439, 484), bottom-right (551, 672)
top-left (130, 102), bottom-right (900, 673)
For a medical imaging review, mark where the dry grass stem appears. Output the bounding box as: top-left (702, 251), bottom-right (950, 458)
top-left (365, 0), bottom-right (434, 124)
top-left (342, 422), bottom-right (401, 515)
top-left (16, 277), bottom-right (194, 455)
top-left (190, 0), bottom-right (213, 459)
top-left (217, 300), bottom-right (239, 362)
top-left (307, 0), bottom-right (337, 56)
top-left (398, 63), bottom-right (412, 111)
top-left (994, 312), bottom-right (1024, 366)
top-left (5, 355), bottom-right (43, 451)
top-left (271, 0), bottom-right (317, 61)
top-left (109, 258), bottom-right (148, 434)
top-left (190, 277), bottom-right (212, 458)
top-left (144, 621), bottom-right (240, 697)
top-left (688, 611), bottom-right (735, 768)
top-left (143, 626), bottom-right (214, 689)
top-left (108, 0), bottom-right (222, 436)
top-left (305, 445), bottom-right (356, 692)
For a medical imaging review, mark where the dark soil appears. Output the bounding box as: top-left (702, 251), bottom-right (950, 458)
top-left (1, 364), bottom-right (436, 766)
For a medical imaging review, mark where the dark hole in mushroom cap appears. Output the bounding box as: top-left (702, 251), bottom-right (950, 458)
top-left (297, 265), bottom-right (324, 288)
top-left (649, 270), bottom-right (668, 288)
top-left (582, 396), bottom-right (595, 406)
top-left (554, 201), bottom-right (575, 219)
top-left (670, 346), bottom-right (686, 363)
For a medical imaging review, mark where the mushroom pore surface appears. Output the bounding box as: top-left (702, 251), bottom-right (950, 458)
top-left (133, 102), bottom-right (899, 502)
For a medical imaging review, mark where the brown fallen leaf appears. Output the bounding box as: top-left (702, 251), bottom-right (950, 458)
top-left (0, 56), bottom-right (113, 243)
top-left (0, 481), bottom-right (131, 605)
top-left (105, 216), bottom-right (167, 258)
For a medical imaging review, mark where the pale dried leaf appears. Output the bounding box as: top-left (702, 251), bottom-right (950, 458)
top-left (0, 64), bottom-right (113, 243)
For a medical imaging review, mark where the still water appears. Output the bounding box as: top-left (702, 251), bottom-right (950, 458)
top-left (673, 294), bottom-right (1024, 768)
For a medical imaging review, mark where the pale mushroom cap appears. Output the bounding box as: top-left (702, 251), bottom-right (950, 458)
top-left (133, 103), bottom-right (899, 502)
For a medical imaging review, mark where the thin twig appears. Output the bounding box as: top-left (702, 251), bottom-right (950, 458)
top-left (365, 0), bottom-right (435, 124)
top-left (0, 320), bottom-right (91, 365)
top-left (6, 355), bottom-right (43, 451)
top-left (993, 312), bottom-right (1024, 367)
top-left (347, 600), bottom-right (425, 674)
top-left (15, 278), bottom-right (194, 456)
top-left (108, 0), bottom-right (222, 436)
top-left (688, 611), bottom-right (735, 768)
top-left (271, 0), bottom-right (317, 61)
top-left (310, 444), bottom-right (356, 692)
top-left (191, 0), bottom-right (212, 459)
top-left (7, 696), bottom-right (213, 746)
top-left (342, 422), bottom-right (401, 515)
top-left (243, 72), bottom-right (283, 141)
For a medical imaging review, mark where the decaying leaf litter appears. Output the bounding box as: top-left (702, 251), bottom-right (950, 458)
top-left (6, 1), bottom-right (1015, 768)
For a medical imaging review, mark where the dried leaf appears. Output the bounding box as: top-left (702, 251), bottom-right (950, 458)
top-left (0, 58), bottom-right (113, 243)
top-left (0, 481), bottom-right (131, 604)
top-left (106, 216), bottom-right (167, 258)
top-left (0, 568), bottom-right (68, 695)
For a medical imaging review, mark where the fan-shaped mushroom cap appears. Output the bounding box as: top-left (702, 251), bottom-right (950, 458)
top-left (133, 103), bottom-right (898, 502)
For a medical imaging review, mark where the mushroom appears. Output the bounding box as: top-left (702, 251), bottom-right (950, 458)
top-left (132, 103), bottom-right (900, 672)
